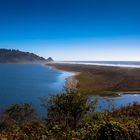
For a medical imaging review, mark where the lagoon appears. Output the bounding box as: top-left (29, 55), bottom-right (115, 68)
top-left (0, 64), bottom-right (71, 114)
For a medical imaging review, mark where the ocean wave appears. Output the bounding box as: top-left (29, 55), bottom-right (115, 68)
top-left (54, 61), bottom-right (140, 68)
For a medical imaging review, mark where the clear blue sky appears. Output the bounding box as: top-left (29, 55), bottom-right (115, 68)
top-left (0, 0), bottom-right (140, 60)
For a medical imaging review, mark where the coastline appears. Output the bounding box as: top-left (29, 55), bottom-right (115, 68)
top-left (47, 64), bottom-right (80, 90)
top-left (53, 61), bottom-right (140, 68)
top-left (65, 73), bottom-right (79, 90)
top-left (47, 63), bottom-right (140, 97)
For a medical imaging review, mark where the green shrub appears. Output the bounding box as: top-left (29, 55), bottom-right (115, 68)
top-left (4, 103), bottom-right (36, 123)
top-left (111, 102), bottom-right (140, 118)
top-left (125, 120), bottom-right (140, 140)
top-left (0, 115), bottom-right (16, 131)
top-left (21, 120), bottom-right (50, 140)
top-left (97, 121), bottom-right (130, 140)
top-left (41, 91), bottom-right (91, 129)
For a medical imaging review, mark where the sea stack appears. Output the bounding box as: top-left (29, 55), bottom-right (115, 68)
top-left (46, 57), bottom-right (54, 62)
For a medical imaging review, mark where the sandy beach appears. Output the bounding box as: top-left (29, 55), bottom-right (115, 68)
top-left (47, 63), bottom-right (140, 96)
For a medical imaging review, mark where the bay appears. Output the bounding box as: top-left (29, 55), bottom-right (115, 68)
top-left (0, 64), bottom-right (71, 114)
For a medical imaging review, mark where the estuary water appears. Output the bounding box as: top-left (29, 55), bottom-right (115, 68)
top-left (0, 64), bottom-right (140, 115)
top-left (94, 94), bottom-right (140, 111)
top-left (0, 64), bottom-right (71, 114)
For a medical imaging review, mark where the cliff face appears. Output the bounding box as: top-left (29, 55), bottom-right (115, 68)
top-left (0, 49), bottom-right (53, 63)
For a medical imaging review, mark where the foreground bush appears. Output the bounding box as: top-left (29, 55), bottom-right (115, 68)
top-left (97, 121), bottom-right (129, 140)
top-left (4, 103), bottom-right (36, 123)
top-left (40, 91), bottom-right (97, 129)
top-left (0, 92), bottom-right (140, 140)
top-left (111, 102), bottom-right (140, 118)
top-left (21, 120), bottom-right (50, 140)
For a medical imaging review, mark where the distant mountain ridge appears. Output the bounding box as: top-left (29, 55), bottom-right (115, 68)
top-left (0, 49), bottom-right (53, 63)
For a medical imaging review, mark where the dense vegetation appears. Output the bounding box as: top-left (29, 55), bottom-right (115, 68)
top-left (0, 49), bottom-right (53, 63)
top-left (0, 90), bottom-right (140, 140)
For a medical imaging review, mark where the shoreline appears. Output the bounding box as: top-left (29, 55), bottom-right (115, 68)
top-left (47, 64), bottom-right (80, 90)
top-left (65, 74), bottom-right (79, 90)
top-left (50, 61), bottom-right (140, 68)
top-left (47, 63), bottom-right (140, 97)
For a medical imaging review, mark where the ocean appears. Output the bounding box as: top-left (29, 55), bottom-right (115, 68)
top-left (57, 61), bottom-right (140, 68)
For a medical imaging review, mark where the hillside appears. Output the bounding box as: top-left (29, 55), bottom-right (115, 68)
top-left (0, 49), bottom-right (53, 63)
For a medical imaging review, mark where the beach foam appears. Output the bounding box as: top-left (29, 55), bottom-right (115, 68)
top-left (52, 61), bottom-right (140, 68)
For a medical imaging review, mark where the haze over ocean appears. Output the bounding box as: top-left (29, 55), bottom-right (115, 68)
top-left (56, 61), bottom-right (140, 68)
top-left (0, 0), bottom-right (140, 60)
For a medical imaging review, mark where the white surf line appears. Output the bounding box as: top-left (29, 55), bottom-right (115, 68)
top-left (51, 61), bottom-right (140, 68)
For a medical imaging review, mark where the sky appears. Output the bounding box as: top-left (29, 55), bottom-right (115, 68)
top-left (0, 0), bottom-right (140, 61)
